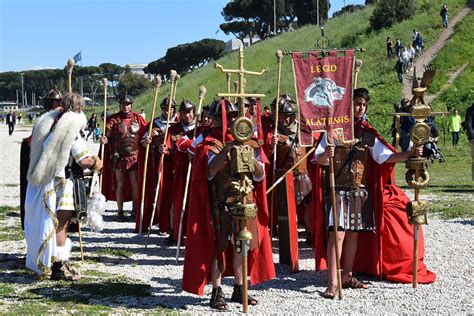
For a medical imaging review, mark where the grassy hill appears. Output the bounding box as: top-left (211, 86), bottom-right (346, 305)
top-left (133, 0), bottom-right (470, 139)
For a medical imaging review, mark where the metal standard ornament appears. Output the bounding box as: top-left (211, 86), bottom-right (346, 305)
top-left (213, 45), bottom-right (268, 314)
top-left (232, 116), bottom-right (254, 142)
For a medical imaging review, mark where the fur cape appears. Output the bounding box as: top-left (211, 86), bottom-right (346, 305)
top-left (27, 110), bottom-right (87, 185)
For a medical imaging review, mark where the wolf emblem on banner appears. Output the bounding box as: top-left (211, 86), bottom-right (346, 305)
top-left (304, 77), bottom-right (346, 108)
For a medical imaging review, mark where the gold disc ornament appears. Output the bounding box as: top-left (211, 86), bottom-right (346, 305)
top-left (410, 122), bottom-right (431, 145)
top-left (231, 116), bottom-right (254, 142)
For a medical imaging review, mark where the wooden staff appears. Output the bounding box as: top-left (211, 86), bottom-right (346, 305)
top-left (354, 59), bottom-right (363, 89)
top-left (175, 85), bottom-right (207, 263)
top-left (99, 78), bottom-right (108, 191)
top-left (146, 70), bottom-right (178, 246)
top-left (173, 74), bottom-right (180, 100)
top-left (138, 75), bottom-right (162, 235)
top-left (328, 142), bottom-right (343, 300)
top-left (269, 50), bottom-right (283, 233)
top-left (266, 147), bottom-right (315, 195)
top-left (67, 59), bottom-right (75, 93)
top-left (226, 73), bottom-right (231, 101)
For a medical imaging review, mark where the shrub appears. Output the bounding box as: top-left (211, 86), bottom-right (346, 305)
top-left (369, 0), bottom-right (417, 30)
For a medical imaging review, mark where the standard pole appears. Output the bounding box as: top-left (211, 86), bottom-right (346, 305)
top-left (270, 50), bottom-right (283, 234)
top-left (328, 146), bottom-right (343, 300)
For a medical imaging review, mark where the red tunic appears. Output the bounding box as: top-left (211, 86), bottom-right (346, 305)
top-left (312, 120), bottom-right (436, 284)
top-left (101, 111), bottom-right (147, 202)
top-left (182, 128), bottom-right (276, 296)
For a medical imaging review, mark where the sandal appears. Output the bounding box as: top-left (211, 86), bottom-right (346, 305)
top-left (210, 286), bottom-right (228, 311)
top-left (342, 277), bottom-right (368, 289)
top-left (321, 284), bottom-right (337, 299)
top-left (117, 211), bottom-right (125, 222)
top-left (51, 262), bottom-right (81, 281)
top-left (231, 284), bottom-right (258, 306)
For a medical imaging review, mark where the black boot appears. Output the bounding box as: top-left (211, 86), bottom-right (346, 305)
top-left (231, 284), bottom-right (258, 306)
top-left (209, 286), bottom-right (228, 311)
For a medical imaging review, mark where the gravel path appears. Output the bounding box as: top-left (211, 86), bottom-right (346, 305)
top-left (0, 124), bottom-right (473, 314)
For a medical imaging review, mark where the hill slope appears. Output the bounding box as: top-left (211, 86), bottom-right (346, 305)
top-left (134, 0), bottom-right (470, 138)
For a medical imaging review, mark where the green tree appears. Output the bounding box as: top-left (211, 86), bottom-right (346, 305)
top-left (99, 63), bottom-right (124, 99)
top-left (292, 0), bottom-right (330, 26)
top-left (117, 72), bottom-right (152, 97)
top-left (369, 0), bottom-right (416, 30)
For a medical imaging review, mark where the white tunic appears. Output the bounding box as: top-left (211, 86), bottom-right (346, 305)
top-left (24, 134), bottom-right (90, 275)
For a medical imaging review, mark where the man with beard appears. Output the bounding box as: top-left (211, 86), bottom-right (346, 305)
top-left (20, 88), bottom-right (63, 230)
top-left (100, 93), bottom-right (147, 221)
top-left (182, 99), bottom-right (275, 311)
top-left (24, 93), bottom-right (102, 280)
top-left (312, 88), bottom-right (436, 299)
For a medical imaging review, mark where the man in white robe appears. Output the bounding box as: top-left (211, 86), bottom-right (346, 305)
top-left (25, 93), bottom-right (102, 280)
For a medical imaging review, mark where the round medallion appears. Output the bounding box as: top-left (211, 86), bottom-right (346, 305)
top-left (410, 122), bottom-right (431, 145)
top-left (231, 116), bottom-right (254, 142)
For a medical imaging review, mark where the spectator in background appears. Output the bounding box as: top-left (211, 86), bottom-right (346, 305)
top-left (140, 109), bottom-right (146, 120)
top-left (408, 44), bottom-right (416, 71)
top-left (402, 47), bottom-right (410, 73)
top-left (6, 111), bottom-right (16, 135)
top-left (17, 113), bottom-right (22, 125)
top-left (412, 30), bottom-right (419, 47)
top-left (440, 4), bottom-right (449, 28)
top-left (449, 110), bottom-right (462, 146)
top-left (395, 38), bottom-right (403, 56)
top-left (86, 112), bottom-right (97, 141)
top-left (414, 32), bottom-right (424, 55)
top-left (395, 56), bottom-right (405, 84)
top-left (94, 123), bottom-right (101, 142)
top-left (386, 37), bottom-right (394, 58)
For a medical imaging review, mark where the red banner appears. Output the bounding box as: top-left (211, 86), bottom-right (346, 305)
top-left (292, 50), bottom-right (355, 146)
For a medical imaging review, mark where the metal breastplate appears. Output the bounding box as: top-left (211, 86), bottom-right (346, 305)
top-left (332, 144), bottom-right (369, 189)
top-left (113, 118), bottom-right (140, 158)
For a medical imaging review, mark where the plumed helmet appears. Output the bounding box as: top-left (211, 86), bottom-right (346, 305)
top-left (44, 88), bottom-right (62, 100)
top-left (119, 92), bottom-right (133, 104)
top-left (179, 99), bottom-right (195, 112)
top-left (272, 94), bottom-right (296, 114)
top-left (209, 99), bottom-right (238, 117)
top-left (160, 96), bottom-right (177, 109)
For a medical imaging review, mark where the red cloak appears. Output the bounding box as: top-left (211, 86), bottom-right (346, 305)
top-left (170, 123), bottom-right (194, 240)
top-left (101, 111), bottom-right (147, 203)
top-left (182, 129), bottom-right (276, 296)
top-left (312, 120), bottom-right (436, 284)
top-left (135, 119), bottom-right (174, 233)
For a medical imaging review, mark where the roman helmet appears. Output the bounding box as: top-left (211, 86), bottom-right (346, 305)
top-left (272, 94), bottom-right (296, 114)
top-left (119, 92), bottom-right (133, 104)
top-left (44, 88), bottom-right (62, 100)
top-left (43, 88), bottom-right (62, 110)
top-left (179, 99), bottom-right (195, 113)
top-left (209, 98), bottom-right (238, 117)
top-left (160, 96), bottom-right (177, 110)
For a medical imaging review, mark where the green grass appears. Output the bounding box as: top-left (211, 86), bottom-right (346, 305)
top-left (95, 248), bottom-right (133, 258)
top-left (1, 269), bottom-right (171, 314)
top-left (131, 0), bottom-right (469, 140)
top-left (394, 144), bottom-right (474, 219)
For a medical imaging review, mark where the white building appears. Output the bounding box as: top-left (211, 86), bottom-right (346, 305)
top-left (125, 63), bottom-right (152, 79)
top-left (224, 36), bottom-right (261, 52)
